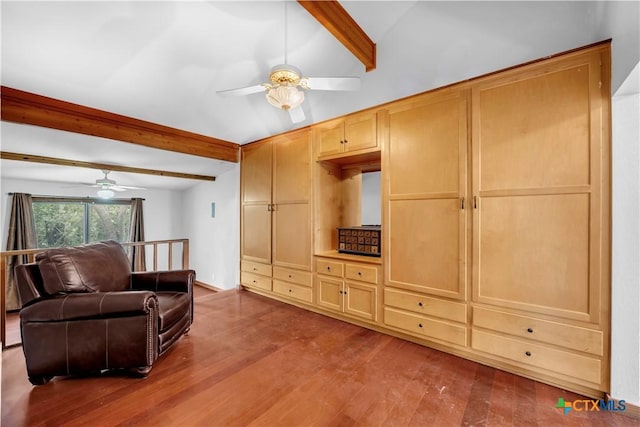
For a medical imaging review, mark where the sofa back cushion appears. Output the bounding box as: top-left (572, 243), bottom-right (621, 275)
top-left (36, 240), bottom-right (132, 295)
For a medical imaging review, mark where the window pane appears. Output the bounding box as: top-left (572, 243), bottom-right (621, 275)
top-left (88, 204), bottom-right (131, 243)
top-left (34, 202), bottom-right (84, 248)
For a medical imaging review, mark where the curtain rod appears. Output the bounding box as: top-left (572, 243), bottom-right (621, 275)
top-left (7, 193), bottom-right (145, 201)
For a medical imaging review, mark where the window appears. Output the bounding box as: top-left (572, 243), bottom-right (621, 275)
top-left (33, 198), bottom-right (132, 248)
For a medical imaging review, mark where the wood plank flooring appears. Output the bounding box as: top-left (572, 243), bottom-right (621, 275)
top-left (2, 289), bottom-right (636, 426)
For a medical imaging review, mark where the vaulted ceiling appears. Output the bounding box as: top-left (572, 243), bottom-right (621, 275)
top-left (1, 1), bottom-right (638, 191)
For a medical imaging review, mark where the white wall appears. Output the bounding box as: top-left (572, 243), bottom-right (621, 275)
top-left (181, 164), bottom-right (240, 290)
top-left (611, 88), bottom-right (640, 405)
top-left (598, 0), bottom-right (640, 406)
top-left (594, 0), bottom-right (640, 93)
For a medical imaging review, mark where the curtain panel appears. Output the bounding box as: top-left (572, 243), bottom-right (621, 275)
top-left (129, 198), bottom-right (146, 272)
top-left (5, 193), bottom-right (37, 310)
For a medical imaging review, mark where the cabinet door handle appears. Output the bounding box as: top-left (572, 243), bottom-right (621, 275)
top-left (339, 140), bottom-right (344, 144)
top-left (344, 139), bottom-right (348, 144)
top-left (460, 197), bottom-right (465, 210)
top-left (473, 196), bottom-right (478, 209)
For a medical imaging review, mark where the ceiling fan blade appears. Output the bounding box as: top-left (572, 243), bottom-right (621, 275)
top-left (289, 106), bottom-right (305, 124)
top-left (115, 185), bottom-right (147, 190)
top-left (305, 77), bottom-right (361, 91)
top-left (216, 84), bottom-right (266, 97)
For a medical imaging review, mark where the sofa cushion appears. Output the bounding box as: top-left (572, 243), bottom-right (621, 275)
top-left (156, 292), bottom-right (191, 332)
top-left (36, 240), bottom-right (132, 295)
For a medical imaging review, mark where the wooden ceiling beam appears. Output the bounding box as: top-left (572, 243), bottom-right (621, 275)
top-left (0, 151), bottom-right (216, 181)
top-left (298, 1), bottom-right (376, 72)
top-left (1, 86), bottom-right (240, 163)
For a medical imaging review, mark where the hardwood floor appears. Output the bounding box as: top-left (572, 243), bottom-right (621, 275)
top-left (2, 289), bottom-right (635, 426)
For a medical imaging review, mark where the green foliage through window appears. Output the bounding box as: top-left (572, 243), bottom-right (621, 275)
top-left (33, 199), bottom-right (131, 248)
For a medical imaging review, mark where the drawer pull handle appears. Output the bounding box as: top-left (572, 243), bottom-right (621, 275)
top-left (418, 323), bottom-right (423, 328)
top-left (253, 267), bottom-right (257, 271)
top-left (527, 328), bottom-right (533, 333)
top-left (327, 266), bottom-right (331, 271)
top-left (358, 272), bottom-right (362, 276)
top-left (525, 351), bottom-right (532, 357)
top-left (252, 280), bottom-right (257, 283)
top-left (288, 289), bottom-right (292, 293)
top-left (288, 274), bottom-right (292, 278)
top-left (418, 302), bottom-right (423, 307)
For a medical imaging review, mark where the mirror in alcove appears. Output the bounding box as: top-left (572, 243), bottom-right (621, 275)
top-left (360, 170), bottom-right (381, 226)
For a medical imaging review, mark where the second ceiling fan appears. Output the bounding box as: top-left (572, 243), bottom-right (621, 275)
top-left (216, 2), bottom-right (361, 123)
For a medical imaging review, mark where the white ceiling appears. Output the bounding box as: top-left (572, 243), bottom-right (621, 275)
top-left (1, 1), bottom-right (637, 193)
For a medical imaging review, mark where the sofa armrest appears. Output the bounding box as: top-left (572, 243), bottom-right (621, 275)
top-left (19, 291), bottom-right (157, 323)
top-left (130, 270), bottom-right (195, 294)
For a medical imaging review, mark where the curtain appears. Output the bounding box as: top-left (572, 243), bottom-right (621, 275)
top-left (5, 193), bottom-right (36, 310)
top-left (129, 198), bottom-right (146, 272)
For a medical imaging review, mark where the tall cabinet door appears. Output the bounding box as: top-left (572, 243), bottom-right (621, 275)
top-left (241, 141), bottom-right (272, 264)
top-left (471, 49), bottom-right (609, 324)
top-left (385, 89), bottom-right (469, 300)
top-left (272, 129), bottom-right (312, 270)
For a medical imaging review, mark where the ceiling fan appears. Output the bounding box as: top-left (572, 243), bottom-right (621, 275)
top-left (87, 170), bottom-right (146, 199)
top-left (216, 2), bottom-right (361, 124)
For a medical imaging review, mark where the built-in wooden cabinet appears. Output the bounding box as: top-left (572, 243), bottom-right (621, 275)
top-left (384, 88), bottom-right (469, 301)
top-left (272, 130), bottom-right (313, 271)
top-left (240, 129), bottom-right (313, 294)
top-left (240, 42), bottom-right (611, 398)
top-left (240, 141), bottom-right (272, 266)
top-left (383, 287), bottom-right (468, 347)
top-left (316, 110), bottom-right (378, 159)
top-left (469, 47), bottom-right (610, 391)
top-left (272, 266), bottom-right (314, 304)
top-left (316, 256), bottom-right (380, 322)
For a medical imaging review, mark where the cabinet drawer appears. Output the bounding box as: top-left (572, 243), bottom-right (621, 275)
top-left (385, 288), bottom-right (466, 323)
top-left (273, 266), bottom-right (312, 287)
top-left (241, 260), bottom-right (272, 277)
top-left (316, 259), bottom-right (344, 278)
top-left (384, 307), bottom-right (467, 346)
top-left (345, 263), bottom-right (378, 284)
top-left (473, 307), bottom-right (603, 356)
top-left (472, 329), bottom-right (601, 385)
top-left (241, 272), bottom-right (272, 291)
top-left (273, 280), bottom-right (313, 303)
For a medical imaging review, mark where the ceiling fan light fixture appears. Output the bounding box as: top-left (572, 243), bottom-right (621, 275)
top-left (266, 85), bottom-right (305, 111)
top-left (97, 188), bottom-right (115, 199)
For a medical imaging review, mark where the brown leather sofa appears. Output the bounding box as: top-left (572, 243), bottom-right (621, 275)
top-left (14, 240), bottom-right (194, 385)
